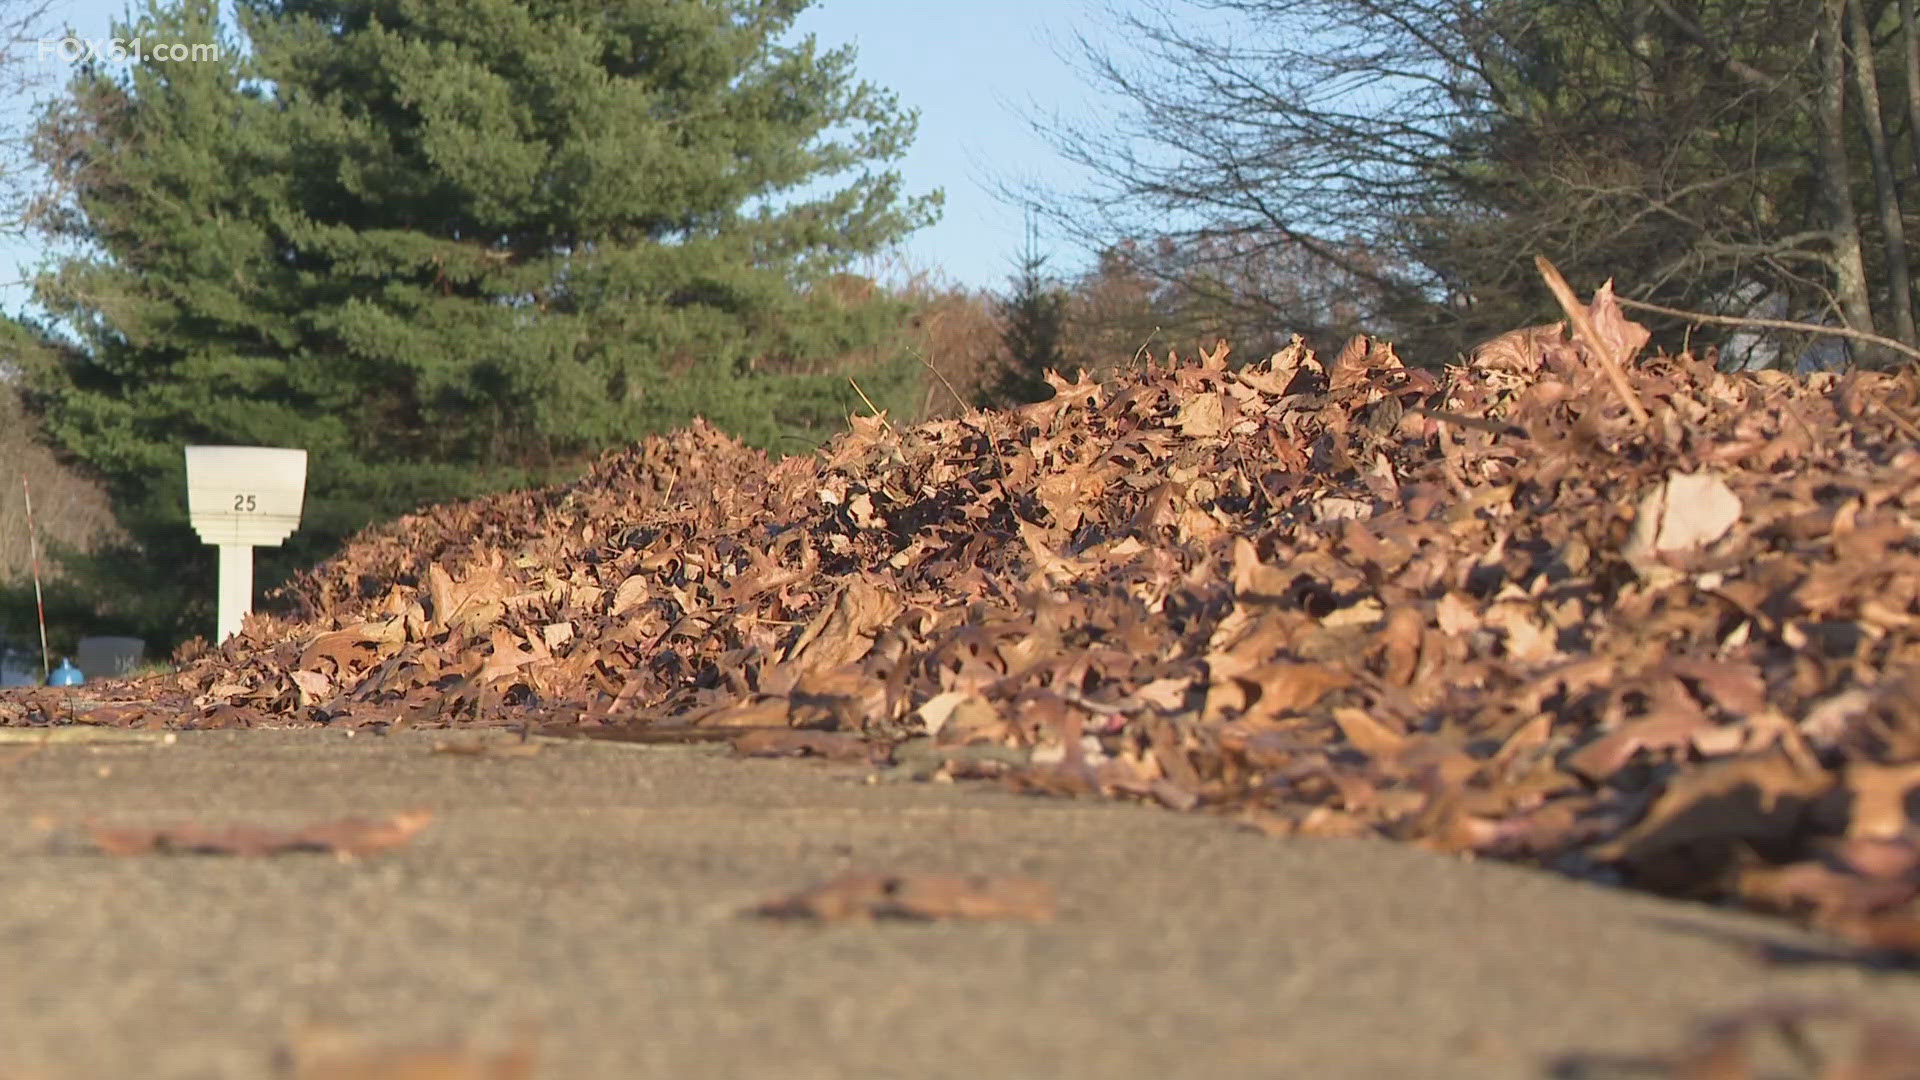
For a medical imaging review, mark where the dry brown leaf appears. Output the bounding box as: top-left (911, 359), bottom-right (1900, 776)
top-left (1840, 761), bottom-right (1920, 840)
top-left (283, 1023), bottom-right (538, 1080)
top-left (1255, 661), bottom-right (1353, 711)
top-left (1331, 707), bottom-right (1406, 760)
top-left (1592, 753), bottom-right (1834, 890)
top-left (1565, 683), bottom-right (1718, 782)
top-left (89, 812), bottom-right (432, 858)
top-left (1736, 860), bottom-right (1918, 920)
top-left (750, 871), bottom-right (1057, 922)
top-left (1174, 392), bottom-right (1227, 438)
top-left (1665, 659), bottom-right (1769, 718)
top-left (430, 739), bottom-right (542, 758)
top-left (609, 573), bottom-right (649, 617)
top-left (1623, 471), bottom-right (1742, 566)
top-left (729, 728), bottom-right (873, 763)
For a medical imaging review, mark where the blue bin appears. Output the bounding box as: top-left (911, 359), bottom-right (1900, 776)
top-left (47, 658), bottom-right (84, 687)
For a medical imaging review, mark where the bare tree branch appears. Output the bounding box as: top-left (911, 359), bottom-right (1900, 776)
top-left (0, 0), bottom-right (58, 237)
top-left (1618, 294), bottom-right (1920, 364)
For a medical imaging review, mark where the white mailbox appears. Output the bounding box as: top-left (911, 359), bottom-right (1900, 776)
top-left (184, 446), bottom-right (308, 643)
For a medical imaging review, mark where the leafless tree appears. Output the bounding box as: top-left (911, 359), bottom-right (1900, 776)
top-left (0, 0), bottom-right (57, 240)
top-left (1015, 0), bottom-right (1497, 354)
top-left (1843, 0), bottom-right (1913, 347)
top-left (1813, 0), bottom-right (1878, 352)
top-left (1023, 0), bottom-right (1920, 367)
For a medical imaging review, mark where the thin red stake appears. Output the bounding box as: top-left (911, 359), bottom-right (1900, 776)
top-left (23, 476), bottom-right (50, 682)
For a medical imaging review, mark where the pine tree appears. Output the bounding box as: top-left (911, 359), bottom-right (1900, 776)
top-left (989, 216), bottom-right (1068, 405)
top-left (22, 0), bottom-right (938, 643)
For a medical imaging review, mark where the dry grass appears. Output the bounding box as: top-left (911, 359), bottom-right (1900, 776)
top-left (846, 255), bottom-right (1008, 420)
top-left (902, 281), bottom-right (1008, 418)
top-left (0, 384), bottom-right (120, 582)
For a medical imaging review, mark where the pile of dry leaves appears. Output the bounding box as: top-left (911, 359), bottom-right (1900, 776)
top-left (8, 276), bottom-right (1920, 956)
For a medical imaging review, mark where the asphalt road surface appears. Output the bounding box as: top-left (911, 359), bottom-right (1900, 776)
top-left (0, 729), bottom-right (1915, 1079)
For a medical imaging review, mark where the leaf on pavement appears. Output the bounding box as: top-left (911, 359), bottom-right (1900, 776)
top-left (750, 871), bottom-right (1057, 922)
top-left (89, 811), bottom-right (432, 858)
top-left (283, 1022), bottom-right (538, 1080)
top-left (431, 738), bottom-right (543, 758)
top-left (729, 728), bottom-right (874, 763)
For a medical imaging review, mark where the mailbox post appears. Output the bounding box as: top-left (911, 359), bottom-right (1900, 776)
top-left (184, 446), bottom-right (308, 643)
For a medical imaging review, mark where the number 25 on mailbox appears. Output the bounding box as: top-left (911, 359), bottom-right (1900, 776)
top-left (184, 446), bottom-right (308, 643)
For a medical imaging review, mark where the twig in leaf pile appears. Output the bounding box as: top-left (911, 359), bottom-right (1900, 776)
top-left (847, 377), bottom-right (898, 438)
top-left (1874, 402), bottom-right (1920, 441)
top-left (915, 348), bottom-right (970, 413)
top-left (1132, 326), bottom-right (1161, 368)
top-left (1535, 255), bottom-right (1652, 427)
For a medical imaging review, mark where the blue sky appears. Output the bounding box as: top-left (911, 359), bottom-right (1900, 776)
top-left (794, 0), bottom-right (1113, 289)
top-left (0, 0), bottom-right (1120, 314)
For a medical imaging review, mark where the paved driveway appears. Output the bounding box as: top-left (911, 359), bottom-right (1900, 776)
top-left (0, 729), bottom-right (1913, 1078)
